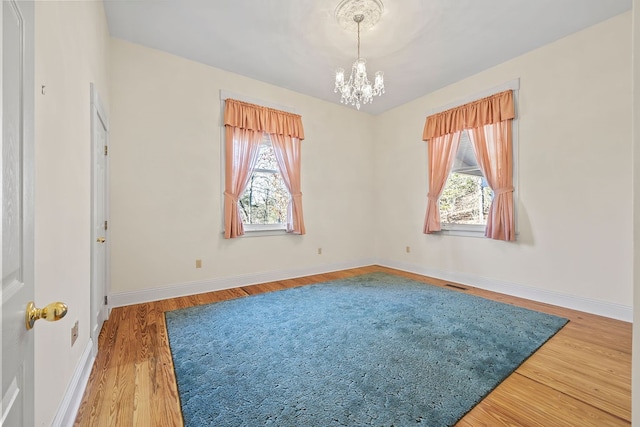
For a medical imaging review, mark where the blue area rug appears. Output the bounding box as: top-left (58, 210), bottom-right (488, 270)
top-left (165, 272), bottom-right (568, 426)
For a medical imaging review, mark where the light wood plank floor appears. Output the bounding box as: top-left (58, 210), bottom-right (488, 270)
top-left (74, 266), bottom-right (631, 426)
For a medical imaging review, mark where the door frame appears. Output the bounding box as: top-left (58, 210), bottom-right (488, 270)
top-left (89, 83), bottom-right (110, 355)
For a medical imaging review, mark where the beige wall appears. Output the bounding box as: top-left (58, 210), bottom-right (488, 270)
top-left (34, 1), bottom-right (110, 425)
top-left (109, 12), bottom-right (633, 312)
top-left (108, 39), bottom-right (376, 294)
top-left (374, 13), bottom-right (632, 309)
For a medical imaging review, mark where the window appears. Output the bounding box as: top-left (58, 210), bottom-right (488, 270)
top-left (239, 134), bottom-right (290, 231)
top-left (440, 131), bottom-right (493, 231)
top-left (423, 84), bottom-right (518, 240)
top-left (222, 96), bottom-right (305, 239)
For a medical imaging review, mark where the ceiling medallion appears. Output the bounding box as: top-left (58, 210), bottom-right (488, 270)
top-left (333, 0), bottom-right (385, 110)
top-left (334, 0), bottom-right (384, 32)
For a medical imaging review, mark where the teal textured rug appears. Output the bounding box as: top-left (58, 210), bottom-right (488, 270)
top-left (165, 272), bottom-right (568, 426)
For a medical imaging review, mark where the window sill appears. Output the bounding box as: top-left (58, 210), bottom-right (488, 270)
top-left (439, 224), bottom-right (486, 238)
top-left (437, 224), bottom-right (519, 239)
top-left (227, 224), bottom-right (290, 238)
top-left (221, 224), bottom-right (301, 238)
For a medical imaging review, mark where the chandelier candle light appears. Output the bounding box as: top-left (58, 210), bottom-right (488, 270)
top-left (334, 2), bottom-right (385, 110)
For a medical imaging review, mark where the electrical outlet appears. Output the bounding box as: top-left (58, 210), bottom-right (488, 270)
top-left (406, 246), bottom-right (411, 253)
top-left (71, 321), bottom-right (79, 347)
top-left (195, 259), bottom-right (202, 268)
top-left (317, 248), bottom-right (322, 255)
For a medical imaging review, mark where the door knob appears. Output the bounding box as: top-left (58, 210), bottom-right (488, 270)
top-left (25, 301), bottom-right (68, 330)
top-left (97, 237), bottom-right (106, 243)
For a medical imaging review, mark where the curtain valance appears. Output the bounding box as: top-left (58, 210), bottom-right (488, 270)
top-left (224, 98), bottom-right (305, 140)
top-left (422, 90), bottom-right (514, 140)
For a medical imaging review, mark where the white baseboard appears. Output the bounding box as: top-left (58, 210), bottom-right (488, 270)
top-left (110, 259), bottom-right (377, 308)
top-left (378, 259), bottom-right (633, 322)
top-left (51, 339), bottom-right (95, 427)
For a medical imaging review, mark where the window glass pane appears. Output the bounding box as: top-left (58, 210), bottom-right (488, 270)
top-left (440, 172), bottom-right (493, 224)
top-left (440, 131), bottom-right (493, 225)
top-left (239, 135), bottom-right (290, 225)
top-left (255, 139), bottom-right (279, 171)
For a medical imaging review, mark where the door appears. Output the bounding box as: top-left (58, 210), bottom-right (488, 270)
top-left (2, 0), bottom-right (35, 425)
top-left (90, 85), bottom-right (109, 349)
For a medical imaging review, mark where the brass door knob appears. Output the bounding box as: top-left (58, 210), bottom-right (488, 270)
top-left (25, 301), bottom-right (68, 330)
top-left (97, 237), bottom-right (106, 243)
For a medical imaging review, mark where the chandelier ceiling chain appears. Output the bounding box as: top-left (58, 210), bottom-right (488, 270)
top-left (334, 1), bottom-right (385, 110)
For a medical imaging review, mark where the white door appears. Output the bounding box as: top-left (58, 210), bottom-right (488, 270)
top-left (90, 85), bottom-right (109, 349)
top-left (2, 0), bottom-right (35, 425)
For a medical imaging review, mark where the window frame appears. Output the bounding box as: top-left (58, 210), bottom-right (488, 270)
top-left (219, 91), bottom-right (298, 237)
top-left (428, 80), bottom-right (520, 238)
top-left (440, 130), bottom-right (493, 235)
top-left (239, 134), bottom-right (289, 233)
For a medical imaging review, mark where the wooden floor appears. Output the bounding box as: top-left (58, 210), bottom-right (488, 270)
top-left (74, 266), bottom-right (632, 426)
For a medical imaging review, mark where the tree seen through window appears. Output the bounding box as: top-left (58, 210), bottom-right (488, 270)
top-left (439, 131), bottom-right (493, 225)
top-left (239, 136), bottom-right (290, 225)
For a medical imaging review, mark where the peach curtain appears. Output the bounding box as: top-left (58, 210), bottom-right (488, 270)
top-left (469, 121), bottom-right (515, 241)
top-left (223, 99), bottom-right (305, 238)
top-left (422, 90), bottom-right (515, 240)
top-left (270, 134), bottom-right (306, 234)
top-left (422, 90), bottom-right (514, 140)
top-left (224, 126), bottom-right (263, 239)
top-left (224, 99), bottom-right (305, 140)
top-left (423, 131), bottom-right (462, 233)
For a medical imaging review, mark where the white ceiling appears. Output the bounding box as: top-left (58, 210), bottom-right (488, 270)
top-left (103, 0), bottom-right (631, 115)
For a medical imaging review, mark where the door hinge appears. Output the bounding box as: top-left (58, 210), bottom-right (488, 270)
top-left (104, 145), bottom-right (108, 156)
top-left (104, 295), bottom-right (108, 305)
top-left (104, 220), bottom-right (108, 231)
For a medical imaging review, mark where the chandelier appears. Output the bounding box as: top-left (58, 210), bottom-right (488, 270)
top-left (334, 1), bottom-right (385, 110)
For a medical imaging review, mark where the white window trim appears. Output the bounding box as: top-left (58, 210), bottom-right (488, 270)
top-left (219, 91), bottom-right (297, 236)
top-left (429, 79), bottom-right (520, 238)
top-left (242, 224), bottom-right (287, 237)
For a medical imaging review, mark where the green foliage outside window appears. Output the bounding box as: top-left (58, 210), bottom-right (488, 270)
top-left (440, 172), bottom-right (493, 225)
top-left (239, 140), bottom-right (290, 225)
